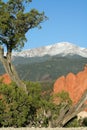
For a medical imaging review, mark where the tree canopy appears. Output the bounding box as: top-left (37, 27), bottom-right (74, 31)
top-left (0, 0), bottom-right (47, 91)
top-left (0, 0), bottom-right (47, 53)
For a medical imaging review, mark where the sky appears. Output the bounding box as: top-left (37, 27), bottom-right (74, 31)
top-left (4, 0), bottom-right (87, 49)
top-left (24, 0), bottom-right (87, 50)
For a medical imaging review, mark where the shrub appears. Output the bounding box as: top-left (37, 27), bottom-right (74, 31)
top-left (0, 82), bottom-right (30, 127)
top-left (82, 117), bottom-right (87, 126)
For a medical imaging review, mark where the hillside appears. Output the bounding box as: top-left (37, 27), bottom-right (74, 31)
top-left (0, 42), bottom-right (87, 81)
top-left (0, 54), bottom-right (87, 81)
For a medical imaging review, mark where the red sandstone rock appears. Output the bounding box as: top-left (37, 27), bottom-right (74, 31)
top-left (0, 73), bottom-right (11, 84)
top-left (53, 65), bottom-right (87, 104)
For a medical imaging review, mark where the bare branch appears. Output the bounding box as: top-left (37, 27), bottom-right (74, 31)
top-left (58, 90), bottom-right (87, 127)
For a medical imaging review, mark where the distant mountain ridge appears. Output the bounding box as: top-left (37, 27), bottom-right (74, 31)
top-left (13, 42), bottom-right (87, 58)
top-left (0, 42), bottom-right (87, 81)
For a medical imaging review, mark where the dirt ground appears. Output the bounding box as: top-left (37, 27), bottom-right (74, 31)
top-left (0, 127), bottom-right (87, 130)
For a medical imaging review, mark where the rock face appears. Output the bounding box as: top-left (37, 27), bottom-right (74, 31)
top-left (53, 65), bottom-right (87, 104)
top-left (0, 73), bottom-right (11, 84)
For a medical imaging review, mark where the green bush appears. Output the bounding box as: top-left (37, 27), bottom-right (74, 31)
top-left (0, 81), bottom-right (45, 127)
top-left (65, 117), bottom-right (80, 127)
top-left (82, 117), bottom-right (87, 126)
top-left (0, 83), bottom-right (30, 127)
top-left (0, 81), bottom-right (79, 127)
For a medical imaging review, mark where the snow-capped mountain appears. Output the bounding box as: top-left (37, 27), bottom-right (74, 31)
top-left (13, 42), bottom-right (87, 58)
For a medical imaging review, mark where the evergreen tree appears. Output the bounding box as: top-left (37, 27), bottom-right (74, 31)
top-left (0, 0), bottom-right (47, 92)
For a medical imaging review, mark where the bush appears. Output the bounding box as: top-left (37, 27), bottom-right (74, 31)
top-left (82, 117), bottom-right (87, 126)
top-left (0, 81), bottom-right (77, 127)
top-left (65, 117), bottom-right (80, 127)
top-left (0, 81), bottom-right (45, 127)
top-left (0, 82), bottom-right (30, 127)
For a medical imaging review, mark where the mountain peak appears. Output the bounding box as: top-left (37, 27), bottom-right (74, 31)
top-left (13, 42), bottom-right (87, 58)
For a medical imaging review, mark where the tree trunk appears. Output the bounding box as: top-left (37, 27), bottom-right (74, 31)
top-left (57, 90), bottom-right (87, 127)
top-left (0, 46), bottom-right (27, 93)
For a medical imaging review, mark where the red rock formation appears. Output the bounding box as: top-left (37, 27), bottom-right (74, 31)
top-left (0, 73), bottom-right (11, 84)
top-left (53, 65), bottom-right (87, 104)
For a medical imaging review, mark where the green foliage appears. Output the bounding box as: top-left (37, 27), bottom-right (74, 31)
top-left (82, 117), bottom-right (87, 126)
top-left (0, 0), bottom-right (47, 52)
top-left (26, 81), bottom-right (54, 127)
top-left (0, 80), bottom-right (85, 127)
top-left (0, 83), bottom-right (30, 127)
top-left (26, 81), bottom-right (42, 108)
top-left (0, 80), bottom-right (58, 127)
top-left (0, 81), bottom-right (45, 127)
top-left (12, 55), bottom-right (87, 81)
top-left (45, 91), bottom-right (72, 127)
top-left (0, 55), bottom-right (87, 80)
top-left (53, 90), bottom-right (72, 106)
top-left (65, 117), bottom-right (80, 127)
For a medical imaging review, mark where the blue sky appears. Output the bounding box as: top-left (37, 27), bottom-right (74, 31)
top-left (24, 0), bottom-right (87, 49)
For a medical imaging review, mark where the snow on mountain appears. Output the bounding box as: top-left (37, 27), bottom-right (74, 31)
top-left (13, 42), bottom-right (87, 58)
